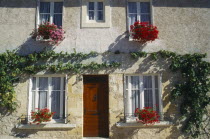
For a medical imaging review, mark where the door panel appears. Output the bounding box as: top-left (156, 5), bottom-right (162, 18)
top-left (83, 76), bottom-right (109, 137)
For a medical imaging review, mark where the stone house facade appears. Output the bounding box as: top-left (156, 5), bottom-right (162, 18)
top-left (0, 0), bottom-right (209, 139)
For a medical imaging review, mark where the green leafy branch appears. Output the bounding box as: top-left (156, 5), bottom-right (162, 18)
top-left (0, 50), bottom-right (120, 111)
top-left (130, 50), bottom-right (210, 138)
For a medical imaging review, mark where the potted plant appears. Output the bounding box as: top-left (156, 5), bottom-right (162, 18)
top-left (30, 108), bottom-right (55, 125)
top-left (134, 107), bottom-right (160, 125)
top-left (32, 22), bottom-right (65, 45)
top-left (130, 21), bottom-right (159, 44)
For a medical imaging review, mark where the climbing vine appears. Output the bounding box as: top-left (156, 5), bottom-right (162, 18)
top-left (0, 50), bottom-right (120, 111)
top-left (131, 50), bottom-right (210, 138)
top-left (0, 49), bottom-right (209, 138)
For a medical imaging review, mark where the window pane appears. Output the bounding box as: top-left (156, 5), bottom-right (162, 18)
top-left (89, 11), bottom-right (94, 20)
top-left (144, 90), bottom-right (153, 108)
top-left (38, 91), bottom-right (47, 109)
top-left (155, 76), bottom-right (158, 88)
top-left (155, 89), bottom-right (160, 112)
top-left (131, 76), bottom-right (139, 90)
top-left (89, 2), bottom-right (94, 10)
top-left (53, 14), bottom-right (62, 27)
top-left (40, 14), bottom-right (50, 24)
top-left (63, 91), bottom-right (65, 119)
top-left (51, 91), bottom-right (60, 119)
top-left (143, 76), bottom-right (152, 89)
top-left (140, 2), bottom-right (150, 13)
top-left (63, 77), bottom-right (66, 90)
top-left (52, 77), bottom-right (61, 90)
top-left (39, 77), bottom-right (48, 90)
top-left (40, 2), bottom-right (50, 13)
top-left (129, 14), bottom-right (137, 27)
top-left (132, 90), bottom-right (140, 114)
top-left (97, 11), bottom-right (103, 20)
top-left (98, 2), bottom-right (103, 10)
top-left (140, 14), bottom-right (150, 23)
top-left (54, 2), bottom-right (63, 13)
top-left (128, 2), bottom-right (137, 13)
top-left (32, 77), bottom-right (36, 90)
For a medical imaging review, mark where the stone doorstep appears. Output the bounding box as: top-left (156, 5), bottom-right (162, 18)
top-left (82, 137), bottom-right (109, 139)
top-left (16, 123), bottom-right (76, 129)
top-left (116, 121), bottom-right (173, 128)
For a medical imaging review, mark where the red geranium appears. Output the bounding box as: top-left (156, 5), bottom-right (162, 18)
top-left (134, 107), bottom-right (160, 125)
top-left (130, 21), bottom-right (159, 44)
top-left (32, 22), bottom-right (65, 45)
top-left (31, 108), bottom-right (55, 124)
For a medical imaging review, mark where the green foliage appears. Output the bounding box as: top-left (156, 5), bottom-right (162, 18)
top-left (130, 51), bottom-right (148, 59)
top-left (130, 50), bottom-right (210, 138)
top-left (0, 50), bottom-right (120, 111)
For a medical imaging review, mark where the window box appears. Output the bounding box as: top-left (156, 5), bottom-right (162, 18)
top-left (16, 123), bottom-right (76, 130)
top-left (116, 121), bottom-right (172, 128)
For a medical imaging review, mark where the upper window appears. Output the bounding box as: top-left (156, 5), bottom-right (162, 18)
top-left (39, 2), bottom-right (63, 27)
top-left (125, 75), bottom-right (162, 117)
top-left (28, 76), bottom-right (66, 122)
top-left (88, 2), bottom-right (104, 21)
top-left (81, 0), bottom-right (111, 28)
top-left (128, 2), bottom-right (151, 30)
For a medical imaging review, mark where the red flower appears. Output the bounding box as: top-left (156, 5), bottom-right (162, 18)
top-left (134, 107), bottom-right (160, 125)
top-left (130, 21), bottom-right (159, 44)
top-left (31, 108), bottom-right (55, 124)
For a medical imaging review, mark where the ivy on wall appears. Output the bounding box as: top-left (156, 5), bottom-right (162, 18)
top-left (131, 50), bottom-right (210, 138)
top-left (0, 49), bottom-right (209, 138)
top-left (0, 50), bottom-right (120, 111)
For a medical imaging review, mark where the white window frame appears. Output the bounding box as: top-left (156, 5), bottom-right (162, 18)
top-left (36, 0), bottom-right (63, 29)
top-left (127, 0), bottom-right (153, 32)
top-left (124, 74), bottom-right (163, 120)
top-left (87, 2), bottom-right (104, 22)
top-left (81, 0), bottom-right (111, 28)
top-left (28, 75), bottom-right (67, 123)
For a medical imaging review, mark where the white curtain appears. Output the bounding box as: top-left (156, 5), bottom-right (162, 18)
top-left (40, 2), bottom-right (50, 24)
top-left (143, 76), bottom-right (153, 108)
top-left (131, 76), bottom-right (140, 114)
top-left (128, 2), bottom-right (137, 28)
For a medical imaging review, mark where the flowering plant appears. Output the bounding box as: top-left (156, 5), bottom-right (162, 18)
top-left (31, 108), bottom-right (55, 124)
top-left (130, 21), bottom-right (159, 44)
top-left (32, 22), bottom-right (65, 45)
top-left (134, 107), bottom-right (160, 125)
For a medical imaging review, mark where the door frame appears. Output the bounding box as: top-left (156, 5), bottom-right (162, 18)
top-left (83, 75), bottom-right (109, 137)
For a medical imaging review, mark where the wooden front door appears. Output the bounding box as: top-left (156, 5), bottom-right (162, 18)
top-left (83, 75), bottom-right (109, 137)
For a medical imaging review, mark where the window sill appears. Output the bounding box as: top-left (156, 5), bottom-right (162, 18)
top-left (16, 123), bottom-right (76, 130)
top-left (116, 121), bottom-right (172, 128)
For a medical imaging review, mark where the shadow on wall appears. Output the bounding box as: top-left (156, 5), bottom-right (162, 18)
top-left (15, 37), bottom-right (55, 55)
top-left (11, 128), bottom-right (74, 138)
top-left (108, 32), bottom-right (147, 53)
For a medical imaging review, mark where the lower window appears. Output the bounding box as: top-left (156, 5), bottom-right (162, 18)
top-left (125, 75), bottom-right (163, 118)
top-left (28, 76), bottom-right (66, 122)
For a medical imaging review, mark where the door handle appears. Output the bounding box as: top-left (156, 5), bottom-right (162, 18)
top-left (92, 94), bottom-right (97, 101)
